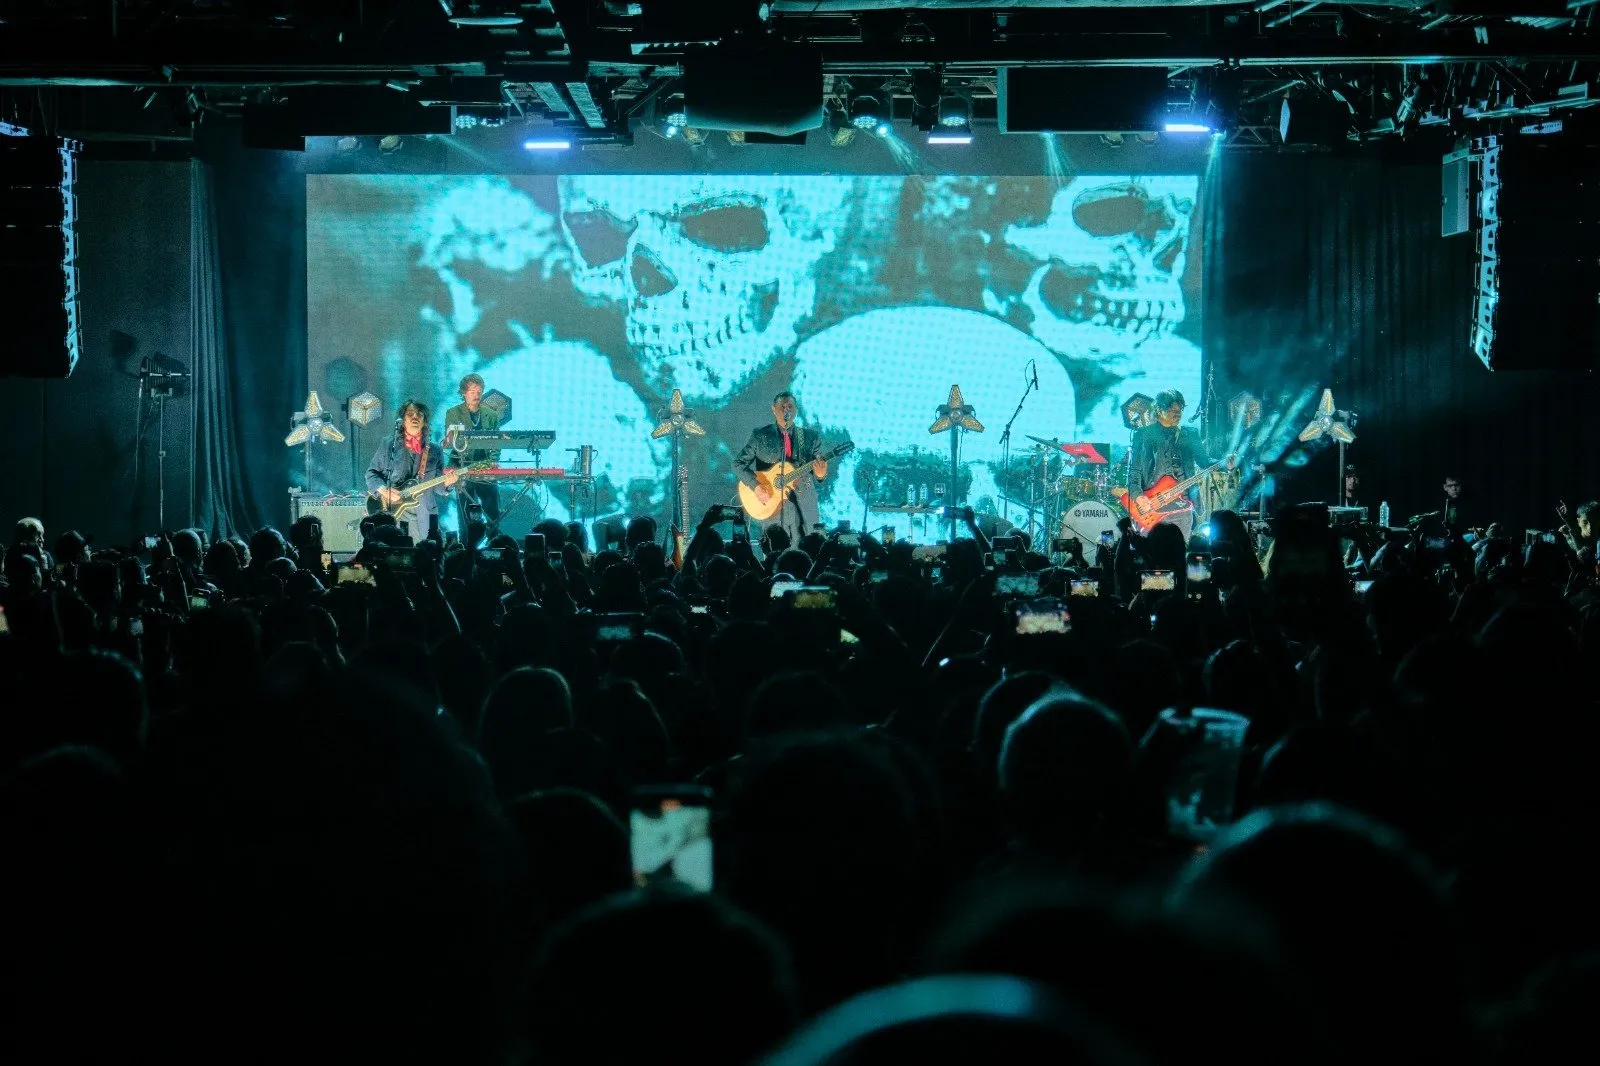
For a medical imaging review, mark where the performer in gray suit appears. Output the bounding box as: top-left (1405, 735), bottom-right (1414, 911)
top-left (734, 391), bottom-right (831, 544)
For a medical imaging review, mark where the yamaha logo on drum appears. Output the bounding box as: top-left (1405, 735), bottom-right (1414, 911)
top-left (1080, 508), bottom-right (1111, 517)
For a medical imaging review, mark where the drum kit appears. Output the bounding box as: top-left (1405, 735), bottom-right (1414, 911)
top-left (1006, 435), bottom-right (1128, 548)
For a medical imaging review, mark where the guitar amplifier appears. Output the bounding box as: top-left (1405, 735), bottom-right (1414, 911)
top-left (289, 492), bottom-right (368, 553)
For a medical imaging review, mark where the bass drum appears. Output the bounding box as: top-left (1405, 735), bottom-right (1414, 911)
top-left (1058, 499), bottom-right (1121, 558)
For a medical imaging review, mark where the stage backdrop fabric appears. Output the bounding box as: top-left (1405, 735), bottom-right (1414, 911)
top-left (1205, 151), bottom-right (1600, 529)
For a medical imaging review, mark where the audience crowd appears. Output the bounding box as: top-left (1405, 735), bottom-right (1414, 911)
top-left (2, 498), bottom-right (1598, 1064)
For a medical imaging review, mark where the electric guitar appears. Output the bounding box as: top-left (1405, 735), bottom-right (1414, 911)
top-left (367, 460), bottom-right (490, 522)
top-left (1116, 459), bottom-right (1229, 533)
top-left (737, 441), bottom-right (856, 522)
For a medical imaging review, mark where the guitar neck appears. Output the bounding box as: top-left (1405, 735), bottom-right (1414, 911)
top-left (1154, 461), bottom-right (1222, 505)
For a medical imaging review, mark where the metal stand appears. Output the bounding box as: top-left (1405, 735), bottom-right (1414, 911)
top-left (1337, 439), bottom-right (1348, 506)
top-left (132, 360), bottom-right (187, 535)
top-left (929, 385), bottom-right (983, 543)
top-left (998, 364), bottom-right (1037, 529)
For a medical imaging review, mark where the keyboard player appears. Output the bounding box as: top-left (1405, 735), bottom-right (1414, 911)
top-left (443, 373), bottom-right (501, 526)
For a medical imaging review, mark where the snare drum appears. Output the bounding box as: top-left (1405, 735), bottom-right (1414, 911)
top-left (1058, 476), bottom-right (1097, 500)
top-left (1058, 500), bottom-right (1120, 555)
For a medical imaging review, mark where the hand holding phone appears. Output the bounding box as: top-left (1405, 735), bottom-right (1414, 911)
top-left (1140, 569), bottom-right (1176, 592)
top-left (630, 786), bottom-right (714, 892)
top-left (1154, 707), bottom-right (1249, 841)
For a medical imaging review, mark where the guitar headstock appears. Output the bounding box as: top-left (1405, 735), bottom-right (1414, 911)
top-left (833, 441), bottom-right (856, 459)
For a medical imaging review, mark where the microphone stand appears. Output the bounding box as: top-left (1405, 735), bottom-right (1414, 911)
top-left (999, 366), bottom-right (1037, 529)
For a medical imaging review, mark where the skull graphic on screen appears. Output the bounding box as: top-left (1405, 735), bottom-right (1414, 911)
top-left (1003, 178), bottom-right (1195, 357)
top-left (557, 175), bottom-right (850, 401)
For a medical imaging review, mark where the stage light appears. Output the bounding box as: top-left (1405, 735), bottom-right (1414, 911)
top-left (523, 138), bottom-right (571, 151)
top-left (1121, 393), bottom-right (1155, 430)
top-left (927, 132), bottom-right (972, 145)
top-left (441, 1), bottom-right (523, 26)
top-left (938, 95), bottom-right (972, 129)
top-left (1164, 121), bottom-right (1211, 134)
top-left (663, 94), bottom-right (688, 128)
top-left (825, 103), bottom-right (856, 147)
top-left (347, 392), bottom-right (382, 427)
top-left (335, 135), bottom-right (359, 152)
top-left (378, 135), bottom-right (403, 153)
top-left (875, 123), bottom-right (891, 138)
top-left (850, 93), bottom-right (885, 131)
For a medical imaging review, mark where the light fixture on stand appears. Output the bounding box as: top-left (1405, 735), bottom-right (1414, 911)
top-left (1297, 388), bottom-right (1357, 504)
top-left (346, 391), bottom-right (382, 490)
top-left (930, 384), bottom-right (984, 542)
top-left (286, 391), bottom-right (346, 493)
top-left (651, 389), bottom-right (706, 566)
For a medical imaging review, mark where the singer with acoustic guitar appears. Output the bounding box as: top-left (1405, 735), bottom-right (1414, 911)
top-left (1124, 389), bottom-right (1234, 540)
top-left (366, 399), bottom-right (459, 543)
top-left (734, 391), bottom-right (839, 543)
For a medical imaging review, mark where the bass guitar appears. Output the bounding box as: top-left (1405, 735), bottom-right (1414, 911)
top-left (1116, 459), bottom-right (1228, 534)
top-left (368, 460), bottom-right (490, 523)
top-left (737, 441), bottom-right (856, 522)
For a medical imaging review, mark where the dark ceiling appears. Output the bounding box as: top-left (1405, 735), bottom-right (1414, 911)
top-left (0, 1), bottom-right (1594, 150)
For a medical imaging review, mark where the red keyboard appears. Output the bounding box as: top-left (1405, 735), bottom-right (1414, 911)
top-left (462, 467), bottom-right (570, 481)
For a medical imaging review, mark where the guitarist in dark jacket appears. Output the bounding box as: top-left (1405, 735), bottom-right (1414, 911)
top-left (367, 400), bottom-right (457, 542)
top-left (1128, 389), bottom-right (1230, 538)
top-left (442, 373), bottom-right (502, 525)
top-left (735, 391), bottom-right (830, 543)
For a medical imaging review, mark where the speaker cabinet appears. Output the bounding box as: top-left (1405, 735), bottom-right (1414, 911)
top-left (289, 492), bottom-right (368, 553)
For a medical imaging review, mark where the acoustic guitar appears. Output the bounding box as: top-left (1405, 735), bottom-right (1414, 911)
top-left (737, 441), bottom-right (856, 522)
top-left (367, 460), bottom-right (490, 522)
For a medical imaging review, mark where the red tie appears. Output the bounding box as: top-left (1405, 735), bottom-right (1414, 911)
top-left (782, 430), bottom-right (792, 459)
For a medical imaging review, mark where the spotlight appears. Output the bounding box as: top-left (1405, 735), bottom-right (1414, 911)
top-left (378, 135), bottom-right (403, 153)
top-left (850, 93), bottom-right (884, 131)
top-left (523, 138), bottom-right (571, 151)
top-left (1164, 121), bottom-right (1211, 134)
top-left (1120, 393), bottom-right (1155, 430)
top-left (663, 93), bottom-right (688, 128)
top-left (875, 122), bottom-right (891, 138)
top-left (938, 95), bottom-right (972, 128)
top-left (334, 135), bottom-right (359, 152)
top-left (927, 131), bottom-right (972, 145)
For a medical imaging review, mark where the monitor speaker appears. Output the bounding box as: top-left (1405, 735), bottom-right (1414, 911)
top-left (290, 493), bottom-right (369, 553)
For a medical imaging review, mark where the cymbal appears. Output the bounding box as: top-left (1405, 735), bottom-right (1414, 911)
top-left (1026, 434), bottom-right (1068, 449)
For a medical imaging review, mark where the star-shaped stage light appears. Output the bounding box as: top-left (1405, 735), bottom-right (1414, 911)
top-left (650, 389), bottom-right (706, 438)
top-left (929, 384), bottom-right (984, 435)
top-left (1298, 388), bottom-right (1356, 444)
top-left (285, 391), bottom-right (346, 447)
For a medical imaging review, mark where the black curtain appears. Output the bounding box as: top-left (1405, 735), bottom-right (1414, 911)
top-left (193, 127), bottom-right (309, 535)
top-left (1206, 152), bottom-right (1600, 529)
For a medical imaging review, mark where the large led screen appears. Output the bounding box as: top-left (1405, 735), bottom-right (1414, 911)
top-left (306, 173), bottom-right (1201, 535)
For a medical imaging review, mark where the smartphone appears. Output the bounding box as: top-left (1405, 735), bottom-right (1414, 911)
top-left (835, 532), bottom-right (861, 549)
top-left (771, 579), bottom-right (806, 599)
top-left (713, 504), bottom-right (744, 523)
top-left (375, 546), bottom-right (421, 572)
top-left (1099, 530), bottom-right (1116, 547)
top-left (547, 551), bottom-right (563, 565)
top-left (1158, 707), bottom-right (1250, 841)
top-left (476, 546), bottom-right (506, 564)
top-left (1051, 538), bottom-right (1078, 554)
top-left (690, 604), bottom-right (711, 615)
top-left (882, 527), bottom-right (896, 546)
top-left (1140, 569), bottom-right (1175, 591)
top-left (788, 586), bottom-right (837, 611)
top-left (930, 566), bottom-right (943, 582)
top-left (125, 616), bottom-right (144, 637)
top-left (1186, 553), bottom-right (1212, 585)
top-left (0, 605), bottom-right (9, 634)
top-left (1070, 577), bottom-right (1099, 597)
top-left (525, 532), bottom-right (547, 554)
top-left (1014, 597), bottom-right (1070, 636)
top-left (996, 572), bottom-right (1042, 597)
top-left (630, 786), bottom-right (714, 892)
top-left (1353, 579), bottom-right (1374, 595)
top-left (592, 612), bottom-right (642, 643)
top-left (188, 594), bottom-right (210, 611)
top-left (337, 563), bottom-right (376, 586)
top-left (868, 569), bottom-right (890, 584)
top-left (320, 552), bottom-right (333, 569)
